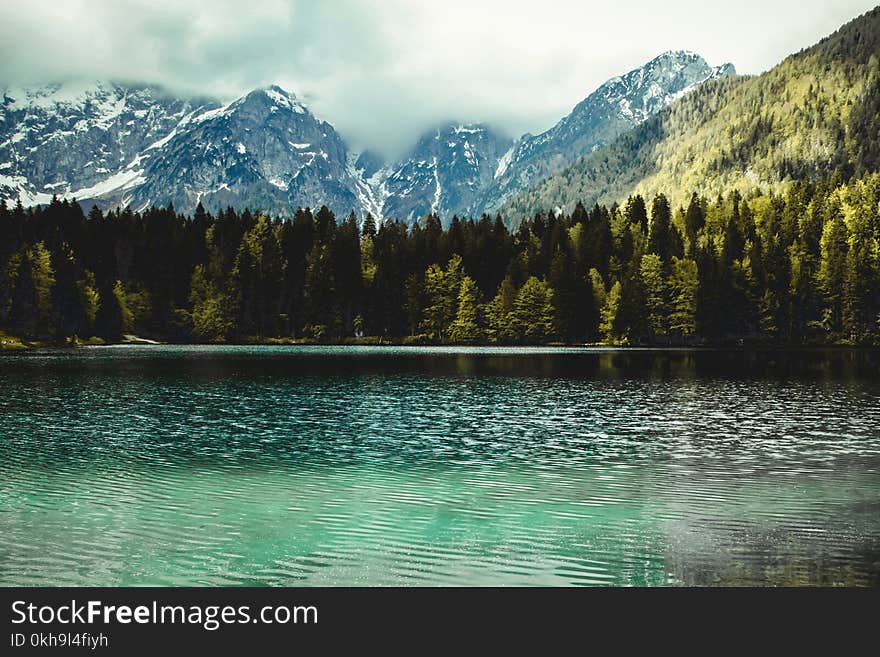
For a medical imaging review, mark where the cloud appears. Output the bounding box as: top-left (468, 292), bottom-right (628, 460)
top-left (0, 0), bottom-right (876, 158)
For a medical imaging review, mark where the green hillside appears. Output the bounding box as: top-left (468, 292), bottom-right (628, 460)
top-left (503, 6), bottom-right (880, 221)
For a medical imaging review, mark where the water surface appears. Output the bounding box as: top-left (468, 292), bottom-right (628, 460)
top-left (1, 346), bottom-right (878, 586)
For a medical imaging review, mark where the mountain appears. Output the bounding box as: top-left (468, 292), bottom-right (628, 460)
top-left (381, 124), bottom-right (513, 224)
top-left (0, 81), bottom-right (218, 207)
top-left (0, 83), bottom-right (372, 216)
top-left (127, 85), bottom-right (367, 216)
top-left (478, 51), bottom-right (734, 215)
top-left (381, 51), bottom-right (733, 223)
top-left (1, 51), bottom-right (734, 222)
top-left (502, 7), bottom-right (880, 221)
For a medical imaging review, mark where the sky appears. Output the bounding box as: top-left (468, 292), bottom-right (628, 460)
top-left (0, 0), bottom-right (876, 157)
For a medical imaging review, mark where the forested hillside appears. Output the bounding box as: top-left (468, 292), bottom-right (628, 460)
top-left (503, 7), bottom-right (880, 221)
top-left (2, 168), bottom-right (878, 346)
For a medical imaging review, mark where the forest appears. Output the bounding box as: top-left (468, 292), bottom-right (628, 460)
top-left (1, 169), bottom-right (879, 346)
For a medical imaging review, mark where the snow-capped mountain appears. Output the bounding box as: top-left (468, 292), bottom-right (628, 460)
top-left (129, 85), bottom-right (364, 215)
top-left (0, 81), bottom-right (218, 207)
top-left (0, 82), bottom-right (366, 215)
top-left (1, 51), bottom-right (734, 223)
top-left (385, 51), bottom-right (734, 223)
top-left (381, 124), bottom-right (513, 225)
top-left (476, 51), bottom-right (736, 215)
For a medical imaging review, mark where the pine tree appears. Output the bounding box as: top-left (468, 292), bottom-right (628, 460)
top-left (190, 265), bottom-right (236, 343)
top-left (639, 254), bottom-right (668, 341)
top-left (600, 280), bottom-right (623, 343)
top-left (302, 243), bottom-right (339, 338)
top-left (589, 269), bottom-right (606, 317)
top-left (334, 212), bottom-right (363, 335)
top-left (510, 277), bottom-right (556, 343)
top-left (76, 271), bottom-right (99, 335)
top-left (485, 276), bottom-right (517, 344)
top-left (8, 252), bottom-right (38, 339)
top-left (840, 184), bottom-right (879, 342)
top-left (625, 195), bottom-right (649, 235)
top-left (114, 280), bottom-right (134, 335)
top-left (584, 204), bottom-right (613, 275)
top-left (50, 245), bottom-right (90, 339)
top-left (361, 213), bottom-right (377, 239)
top-left (449, 276), bottom-right (482, 343)
top-left (8, 243), bottom-right (56, 339)
top-left (817, 209), bottom-right (849, 335)
top-left (420, 254), bottom-right (464, 341)
top-left (668, 257), bottom-right (699, 340)
top-left (403, 273), bottom-right (424, 336)
top-left (648, 194), bottom-right (674, 262)
top-left (684, 193), bottom-right (705, 255)
top-left (94, 281), bottom-right (123, 341)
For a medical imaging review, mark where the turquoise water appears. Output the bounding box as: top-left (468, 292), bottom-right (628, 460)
top-left (1, 346), bottom-right (878, 586)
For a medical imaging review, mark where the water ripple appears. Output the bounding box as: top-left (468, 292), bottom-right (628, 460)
top-left (1, 346), bottom-right (879, 586)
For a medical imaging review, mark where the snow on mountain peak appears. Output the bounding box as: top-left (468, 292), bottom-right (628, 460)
top-left (3, 80), bottom-right (109, 110)
top-left (452, 124), bottom-right (485, 135)
top-left (1, 50), bottom-right (735, 224)
top-left (260, 85), bottom-right (306, 114)
top-left (474, 50), bottom-right (735, 216)
top-left (655, 49), bottom-right (702, 61)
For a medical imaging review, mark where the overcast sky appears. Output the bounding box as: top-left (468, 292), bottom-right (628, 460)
top-left (1, 0), bottom-right (875, 156)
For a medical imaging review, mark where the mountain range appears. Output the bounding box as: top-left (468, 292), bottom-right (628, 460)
top-left (1, 51), bottom-right (734, 224)
top-left (5, 5), bottom-right (878, 229)
top-left (503, 6), bottom-right (880, 217)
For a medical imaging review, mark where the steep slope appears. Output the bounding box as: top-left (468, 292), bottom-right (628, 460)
top-left (128, 86), bottom-right (363, 215)
top-left (503, 7), bottom-right (880, 221)
top-left (0, 81), bottom-right (218, 207)
top-left (381, 124), bottom-right (513, 224)
top-left (0, 83), bottom-right (367, 216)
top-left (479, 52), bottom-right (734, 214)
top-left (375, 52), bottom-right (732, 225)
top-left (0, 50), bottom-right (736, 222)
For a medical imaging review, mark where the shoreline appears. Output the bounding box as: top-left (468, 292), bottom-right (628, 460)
top-left (3, 336), bottom-right (879, 351)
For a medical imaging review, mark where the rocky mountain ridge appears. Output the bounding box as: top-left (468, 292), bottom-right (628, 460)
top-left (1, 51), bottom-right (735, 223)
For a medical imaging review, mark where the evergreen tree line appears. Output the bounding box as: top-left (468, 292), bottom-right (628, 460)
top-left (1, 171), bottom-right (879, 345)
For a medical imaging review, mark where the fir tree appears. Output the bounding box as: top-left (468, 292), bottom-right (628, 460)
top-left (668, 257), bottom-right (699, 340)
top-left (449, 276), bottom-right (483, 343)
top-left (639, 254), bottom-right (668, 341)
top-left (600, 280), bottom-right (623, 343)
top-left (510, 277), bottom-right (556, 343)
top-left (485, 276), bottom-right (517, 344)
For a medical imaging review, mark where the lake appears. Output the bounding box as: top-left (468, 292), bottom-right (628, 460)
top-left (1, 345), bottom-right (878, 586)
